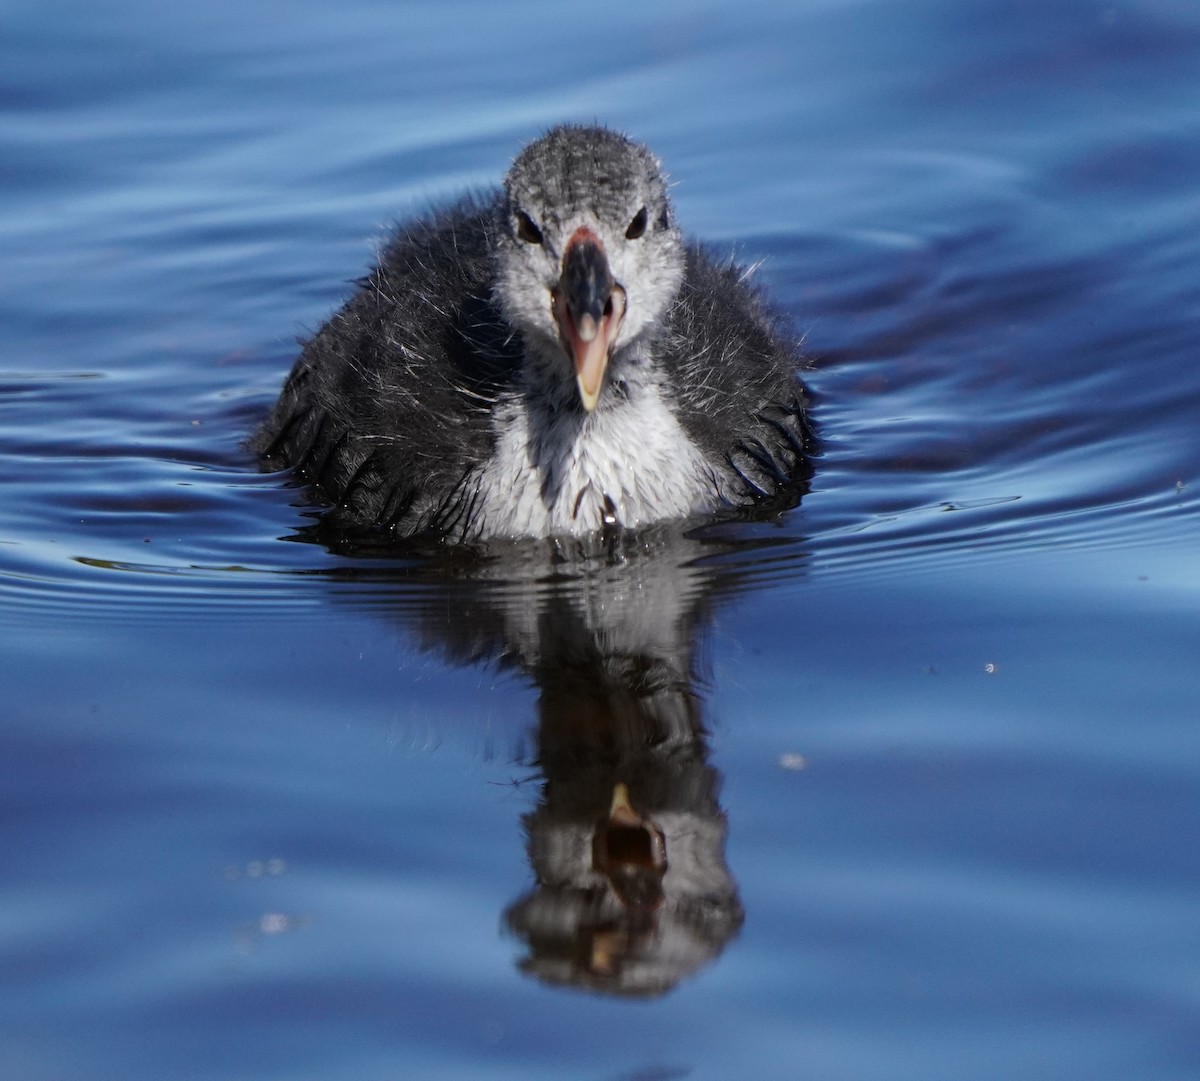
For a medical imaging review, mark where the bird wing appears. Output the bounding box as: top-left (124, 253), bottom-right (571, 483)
top-left (661, 244), bottom-right (816, 509)
top-left (252, 195), bottom-right (522, 539)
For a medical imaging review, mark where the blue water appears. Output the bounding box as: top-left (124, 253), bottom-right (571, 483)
top-left (3, 1), bottom-right (1200, 1078)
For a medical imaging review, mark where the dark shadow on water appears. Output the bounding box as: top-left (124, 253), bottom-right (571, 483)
top-left (298, 521), bottom-right (812, 997)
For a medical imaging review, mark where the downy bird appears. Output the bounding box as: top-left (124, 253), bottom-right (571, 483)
top-left (254, 125), bottom-right (814, 542)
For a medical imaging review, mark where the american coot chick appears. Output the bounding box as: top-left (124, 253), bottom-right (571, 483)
top-left (254, 125), bottom-right (814, 542)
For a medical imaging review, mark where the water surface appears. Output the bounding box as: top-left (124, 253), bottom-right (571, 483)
top-left (3, 1), bottom-right (1199, 1079)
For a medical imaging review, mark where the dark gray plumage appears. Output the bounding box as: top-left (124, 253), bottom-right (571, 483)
top-left (253, 125), bottom-right (814, 542)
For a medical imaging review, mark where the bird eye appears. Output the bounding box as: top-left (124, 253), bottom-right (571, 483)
top-left (515, 211), bottom-right (543, 245)
top-left (625, 207), bottom-right (648, 240)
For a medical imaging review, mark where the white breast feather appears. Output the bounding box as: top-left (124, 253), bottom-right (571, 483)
top-left (471, 383), bottom-right (718, 540)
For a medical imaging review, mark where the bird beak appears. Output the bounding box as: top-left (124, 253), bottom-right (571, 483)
top-left (552, 228), bottom-right (627, 412)
top-left (591, 782), bottom-right (667, 911)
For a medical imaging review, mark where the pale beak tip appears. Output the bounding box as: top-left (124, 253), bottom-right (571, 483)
top-left (577, 375), bottom-right (601, 413)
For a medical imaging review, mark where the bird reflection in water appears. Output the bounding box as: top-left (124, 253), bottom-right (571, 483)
top-left (501, 542), bottom-right (745, 998)
top-left (326, 524), bottom-right (801, 1000)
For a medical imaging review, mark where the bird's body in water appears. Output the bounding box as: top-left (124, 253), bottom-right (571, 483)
top-left (254, 125), bottom-right (815, 543)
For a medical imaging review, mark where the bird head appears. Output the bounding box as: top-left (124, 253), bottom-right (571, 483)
top-left (493, 125), bottom-right (685, 412)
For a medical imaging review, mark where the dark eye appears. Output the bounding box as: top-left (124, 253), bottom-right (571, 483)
top-left (515, 211), bottom-right (543, 245)
top-left (625, 206), bottom-right (648, 240)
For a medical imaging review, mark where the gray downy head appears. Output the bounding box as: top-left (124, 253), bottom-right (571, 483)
top-left (493, 125), bottom-right (685, 412)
